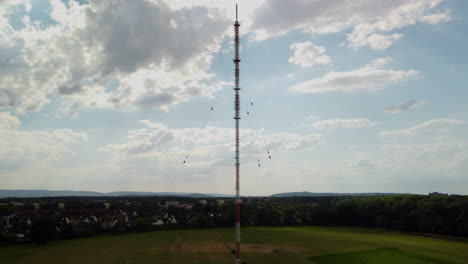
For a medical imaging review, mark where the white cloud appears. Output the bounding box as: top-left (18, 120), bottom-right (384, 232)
top-left (0, 0), bottom-right (452, 116)
top-left (0, 0), bottom-right (29, 15)
top-left (289, 58), bottom-right (419, 94)
top-left (348, 26), bottom-right (403, 51)
top-left (0, 112), bottom-right (20, 130)
top-left (252, 0), bottom-right (450, 48)
top-left (101, 120), bottom-right (323, 157)
top-left (367, 33), bottom-right (403, 51)
top-left (273, 135), bottom-right (468, 194)
top-left (288, 42), bottom-right (331, 67)
top-left (243, 132), bottom-right (323, 153)
top-left (162, 0), bottom-right (265, 34)
top-left (345, 141), bottom-right (468, 193)
top-left (94, 120), bottom-right (324, 194)
top-left (385, 99), bottom-right (425, 114)
top-left (0, 112), bottom-right (87, 170)
top-left (378, 141), bottom-right (468, 183)
top-left (419, 11), bottom-right (451, 24)
top-left (380, 118), bottom-right (464, 138)
top-left (0, 0), bottom-right (231, 115)
top-left (311, 118), bottom-right (376, 130)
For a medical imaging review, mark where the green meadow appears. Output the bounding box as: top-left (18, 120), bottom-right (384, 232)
top-left (0, 226), bottom-right (466, 264)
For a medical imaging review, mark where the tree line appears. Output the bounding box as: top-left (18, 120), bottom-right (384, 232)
top-left (1, 192), bottom-right (467, 245)
top-left (237, 193), bottom-right (468, 237)
top-left (165, 193), bottom-right (468, 238)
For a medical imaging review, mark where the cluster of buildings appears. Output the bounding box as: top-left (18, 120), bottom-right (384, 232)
top-left (0, 198), bottom-right (227, 242)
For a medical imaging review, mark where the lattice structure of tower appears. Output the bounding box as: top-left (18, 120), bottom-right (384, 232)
top-left (233, 4), bottom-right (241, 264)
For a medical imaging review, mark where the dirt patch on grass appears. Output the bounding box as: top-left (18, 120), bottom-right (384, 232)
top-left (179, 242), bottom-right (305, 254)
top-left (181, 242), bottom-right (227, 253)
top-left (242, 243), bottom-right (305, 253)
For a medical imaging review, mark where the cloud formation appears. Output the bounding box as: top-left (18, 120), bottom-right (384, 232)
top-left (289, 58), bottom-right (419, 94)
top-left (0, 0), bottom-right (230, 115)
top-left (0, 112), bottom-right (87, 170)
top-left (101, 120), bottom-right (323, 157)
top-left (0, 0), bottom-right (453, 116)
top-left (347, 24), bottom-right (403, 50)
top-left (385, 99), bottom-right (425, 114)
top-left (380, 118), bottom-right (464, 138)
top-left (311, 119), bottom-right (376, 130)
top-left (0, 112), bottom-right (20, 130)
top-left (288, 42), bottom-right (331, 67)
top-left (96, 120), bottom-right (323, 192)
top-left (252, 0), bottom-right (450, 49)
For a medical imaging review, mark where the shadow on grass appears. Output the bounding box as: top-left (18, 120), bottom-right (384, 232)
top-left (309, 248), bottom-right (457, 264)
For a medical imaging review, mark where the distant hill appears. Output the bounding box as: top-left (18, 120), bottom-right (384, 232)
top-left (0, 189), bottom-right (232, 198)
top-left (270, 191), bottom-right (407, 197)
top-left (0, 189), bottom-right (408, 198)
top-left (0, 190), bottom-right (104, 198)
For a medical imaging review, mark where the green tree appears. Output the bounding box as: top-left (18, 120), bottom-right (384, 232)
top-left (31, 218), bottom-right (56, 244)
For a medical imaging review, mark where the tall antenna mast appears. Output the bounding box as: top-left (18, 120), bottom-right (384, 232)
top-left (233, 3), bottom-right (241, 264)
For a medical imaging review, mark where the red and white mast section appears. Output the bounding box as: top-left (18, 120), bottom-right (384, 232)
top-left (233, 4), bottom-right (241, 264)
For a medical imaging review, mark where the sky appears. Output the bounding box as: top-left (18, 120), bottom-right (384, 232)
top-left (0, 0), bottom-right (467, 195)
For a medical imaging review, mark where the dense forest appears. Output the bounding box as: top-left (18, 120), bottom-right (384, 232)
top-left (124, 193), bottom-right (468, 238)
top-left (237, 193), bottom-right (468, 237)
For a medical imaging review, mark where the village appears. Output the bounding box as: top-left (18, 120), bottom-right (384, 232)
top-left (0, 197), bottom-right (233, 244)
top-left (2, 193), bottom-right (465, 247)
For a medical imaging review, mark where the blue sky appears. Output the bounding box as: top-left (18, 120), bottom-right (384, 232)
top-left (0, 0), bottom-right (467, 195)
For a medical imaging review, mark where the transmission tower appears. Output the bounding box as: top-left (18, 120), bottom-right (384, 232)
top-left (233, 4), bottom-right (241, 264)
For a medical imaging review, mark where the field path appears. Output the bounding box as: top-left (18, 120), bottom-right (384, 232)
top-left (214, 229), bottom-right (234, 254)
top-left (171, 231), bottom-right (185, 264)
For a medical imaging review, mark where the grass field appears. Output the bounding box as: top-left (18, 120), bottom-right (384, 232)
top-left (0, 226), bottom-right (467, 264)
